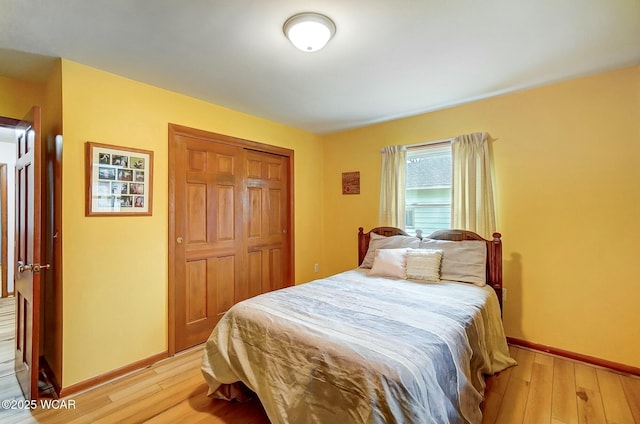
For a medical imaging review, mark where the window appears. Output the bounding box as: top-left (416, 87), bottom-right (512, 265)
top-left (405, 142), bottom-right (452, 236)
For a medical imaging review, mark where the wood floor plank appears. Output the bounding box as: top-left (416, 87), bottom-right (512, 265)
top-left (90, 371), bottom-right (207, 423)
top-left (0, 408), bottom-right (39, 424)
top-left (551, 357), bottom-right (578, 424)
top-left (493, 347), bottom-right (538, 424)
top-left (523, 360), bottom-right (553, 424)
top-left (107, 372), bottom-right (166, 402)
top-left (157, 362), bottom-right (206, 389)
top-left (0, 374), bottom-right (23, 399)
top-left (144, 389), bottom-right (256, 424)
top-left (483, 361), bottom-right (518, 424)
top-left (32, 394), bottom-right (113, 424)
top-left (534, 352), bottom-right (554, 367)
top-left (495, 377), bottom-right (530, 424)
top-left (100, 368), bottom-right (158, 394)
top-left (620, 374), bottom-right (640, 423)
top-left (69, 382), bottom-right (171, 424)
top-left (511, 347), bottom-right (535, 383)
top-left (489, 360), bottom-right (515, 397)
top-left (482, 388), bottom-right (504, 424)
top-left (597, 368), bottom-right (636, 424)
top-left (152, 350), bottom-right (201, 374)
top-left (574, 363), bottom-right (606, 424)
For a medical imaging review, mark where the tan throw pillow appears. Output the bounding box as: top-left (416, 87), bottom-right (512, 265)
top-left (405, 249), bottom-right (443, 282)
top-left (368, 248), bottom-right (408, 279)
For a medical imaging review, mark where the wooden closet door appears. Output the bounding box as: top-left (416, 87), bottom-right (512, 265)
top-left (241, 150), bottom-right (291, 301)
top-left (169, 124), bottom-right (294, 354)
top-left (173, 135), bottom-right (246, 351)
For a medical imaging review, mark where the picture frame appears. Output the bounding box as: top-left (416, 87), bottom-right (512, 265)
top-left (85, 142), bottom-right (153, 216)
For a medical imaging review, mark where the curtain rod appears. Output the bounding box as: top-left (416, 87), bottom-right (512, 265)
top-left (380, 137), bottom-right (453, 153)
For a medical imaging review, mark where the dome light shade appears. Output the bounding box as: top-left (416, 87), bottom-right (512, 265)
top-left (283, 13), bottom-right (336, 52)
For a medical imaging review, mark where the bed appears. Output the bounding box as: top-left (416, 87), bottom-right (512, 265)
top-left (201, 227), bottom-right (516, 423)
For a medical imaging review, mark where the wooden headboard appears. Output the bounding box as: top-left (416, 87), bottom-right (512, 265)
top-left (358, 227), bottom-right (503, 309)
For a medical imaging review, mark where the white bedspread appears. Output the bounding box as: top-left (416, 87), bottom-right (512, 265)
top-left (201, 269), bottom-right (516, 424)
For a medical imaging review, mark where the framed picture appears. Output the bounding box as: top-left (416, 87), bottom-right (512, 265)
top-left (85, 142), bottom-right (153, 216)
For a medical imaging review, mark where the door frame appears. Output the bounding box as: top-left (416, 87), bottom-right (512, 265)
top-left (1, 163), bottom-right (7, 297)
top-left (167, 123), bottom-right (295, 355)
top-left (0, 117), bottom-right (20, 298)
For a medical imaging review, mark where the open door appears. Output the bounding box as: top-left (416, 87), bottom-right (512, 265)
top-left (14, 106), bottom-right (45, 400)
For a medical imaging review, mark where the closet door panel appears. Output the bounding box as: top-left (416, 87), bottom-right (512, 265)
top-left (244, 250), bottom-right (264, 300)
top-left (245, 150), bottom-right (290, 293)
top-left (213, 256), bottom-right (235, 314)
top-left (216, 185), bottom-right (235, 241)
top-left (247, 187), bottom-right (262, 238)
top-left (174, 136), bottom-right (244, 351)
top-left (269, 248), bottom-right (285, 291)
top-left (186, 259), bottom-right (207, 323)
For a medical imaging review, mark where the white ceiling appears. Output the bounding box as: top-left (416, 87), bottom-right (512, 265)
top-left (1, 0), bottom-right (639, 134)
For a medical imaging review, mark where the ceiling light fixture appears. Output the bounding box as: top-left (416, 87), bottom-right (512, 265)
top-left (283, 12), bottom-right (336, 52)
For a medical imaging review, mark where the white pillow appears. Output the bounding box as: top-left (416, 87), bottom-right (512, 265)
top-left (405, 249), bottom-right (443, 282)
top-left (368, 248), bottom-right (408, 279)
top-left (419, 239), bottom-right (487, 286)
top-left (360, 233), bottom-right (421, 269)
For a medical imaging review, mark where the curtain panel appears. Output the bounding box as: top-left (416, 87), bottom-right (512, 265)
top-left (451, 132), bottom-right (497, 239)
top-left (378, 145), bottom-right (406, 228)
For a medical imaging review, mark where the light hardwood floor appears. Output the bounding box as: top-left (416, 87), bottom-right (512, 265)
top-left (483, 345), bottom-right (640, 424)
top-left (0, 296), bottom-right (638, 423)
top-left (0, 295), bottom-right (23, 405)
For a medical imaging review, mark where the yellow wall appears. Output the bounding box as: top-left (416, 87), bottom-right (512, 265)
top-left (42, 60), bottom-right (63, 137)
top-left (59, 60), bottom-right (324, 386)
top-left (0, 75), bottom-right (44, 119)
top-left (322, 66), bottom-right (640, 369)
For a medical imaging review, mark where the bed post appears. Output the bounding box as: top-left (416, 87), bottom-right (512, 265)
top-left (358, 227), bottom-right (367, 266)
top-left (489, 232), bottom-right (503, 311)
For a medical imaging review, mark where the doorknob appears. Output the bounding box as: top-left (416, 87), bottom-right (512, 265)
top-left (17, 261), bottom-right (32, 273)
top-left (17, 261), bottom-right (51, 273)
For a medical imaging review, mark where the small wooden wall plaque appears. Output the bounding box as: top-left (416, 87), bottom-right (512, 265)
top-left (342, 171), bottom-right (360, 195)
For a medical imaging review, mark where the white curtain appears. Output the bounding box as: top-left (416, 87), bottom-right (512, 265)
top-left (451, 132), bottom-right (496, 239)
top-left (378, 145), bottom-right (406, 228)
